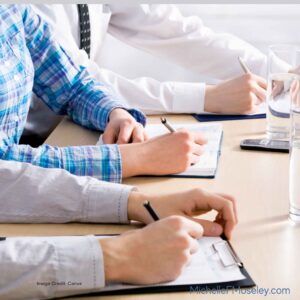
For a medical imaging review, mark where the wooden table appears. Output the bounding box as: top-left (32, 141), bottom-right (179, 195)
top-left (1, 115), bottom-right (299, 299)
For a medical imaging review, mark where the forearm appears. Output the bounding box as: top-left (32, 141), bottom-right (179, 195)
top-left (1, 143), bottom-right (122, 183)
top-left (96, 68), bottom-right (207, 114)
top-left (23, 5), bottom-right (145, 131)
top-left (0, 236), bottom-right (104, 300)
top-left (109, 4), bottom-right (267, 79)
top-left (0, 159), bottom-right (133, 223)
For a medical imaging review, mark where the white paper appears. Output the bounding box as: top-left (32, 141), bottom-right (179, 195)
top-left (100, 237), bottom-right (245, 293)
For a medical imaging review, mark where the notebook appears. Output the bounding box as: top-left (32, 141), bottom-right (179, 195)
top-left (194, 103), bottom-right (266, 122)
top-left (86, 236), bottom-right (254, 296)
top-left (145, 123), bottom-right (223, 178)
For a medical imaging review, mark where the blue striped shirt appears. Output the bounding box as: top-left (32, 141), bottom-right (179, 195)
top-left (0, 5), bottom-right (146, 183)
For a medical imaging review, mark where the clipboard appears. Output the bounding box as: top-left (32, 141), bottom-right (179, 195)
top-left (73, 235), bottom-right (255, 297)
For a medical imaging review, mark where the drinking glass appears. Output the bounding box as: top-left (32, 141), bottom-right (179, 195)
top-left (266, 45), bottom-right (299, 140)
top-left (289, 52), bottom-right (300, 222)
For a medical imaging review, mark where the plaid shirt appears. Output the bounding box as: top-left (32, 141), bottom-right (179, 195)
top-left (0, 5), bottom-right (145, 183)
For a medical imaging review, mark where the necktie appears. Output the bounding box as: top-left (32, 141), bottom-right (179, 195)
top-left (77, 4), bottom-right (91, 57)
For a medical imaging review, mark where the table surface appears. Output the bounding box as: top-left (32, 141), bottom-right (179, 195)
top-left (1, 115), bottom-right (299, 300)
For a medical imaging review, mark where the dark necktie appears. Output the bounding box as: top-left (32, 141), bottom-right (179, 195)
top-left (77, 4), bottom-right (91, 57)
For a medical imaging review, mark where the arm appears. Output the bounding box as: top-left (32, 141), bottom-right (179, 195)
top-left (23, 5), bottom-right (145, 132)
top-left (108, 4), bottom-right (267, 80)
top-left (0, 236), bottom-right (104, 300)
top-left (0, 159), bottom-right (133, 223)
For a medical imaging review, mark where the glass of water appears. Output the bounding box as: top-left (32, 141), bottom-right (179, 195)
top-left (289, 64), bottom-right (300, 222)
top-left (266, 45), bottom-right (299, 140)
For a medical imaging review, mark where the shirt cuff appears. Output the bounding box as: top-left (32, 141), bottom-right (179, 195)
top-left (84, 180), bottom-right (136, 224)
top-left (171, 82), bottom-right (206, 113)
top-left (51, 236), bottom-right (104, 298)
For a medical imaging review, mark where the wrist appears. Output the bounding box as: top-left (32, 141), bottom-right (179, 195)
top-left (127, 191), bottom-right (149, 222)
top-left (204, 85), bottom-right (219, 113)
top-left (99, 238), bottom-right (123, 283)
top-left (119, 143), bottom-right (144, 177)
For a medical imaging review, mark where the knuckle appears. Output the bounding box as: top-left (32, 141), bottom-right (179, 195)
top-left (176, 235), bottom-right (190, 249)
top-left (243, 73), bottom-right (252, 81)
top-left (179, 130), bottom-right (191, 140)
top-left (123, 118), bottom-right (135, 127)
top-left (169, 215), bottom-right (185, 230)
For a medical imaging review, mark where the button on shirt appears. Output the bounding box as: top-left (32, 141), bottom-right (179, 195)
top-left (0, 4), bottom-right (145, 183)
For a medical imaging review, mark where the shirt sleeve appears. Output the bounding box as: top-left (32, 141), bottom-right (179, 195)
top-left (109, 5), bottom-right (267, 79)
top-left (0, 236), bottom-right (106, 299)
top-left (1, 141), bottom-right (124, 182)
top-left (22, 5), bottom-right (145, 130)
top-left (107, 4), bottom-right (267, 113)
top-left (0, 159), bottom-right (133, 223)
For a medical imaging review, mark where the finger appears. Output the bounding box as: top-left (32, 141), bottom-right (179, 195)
top-left (192, 144), bottom-right (205, 156)
top-left (181, 217), bottom-right (204, 239)
top-left (187, 235), bottom-right (200, 254)
top-left (132, 124), bottom-right (145, 143)
top-left (196, 192), bottom-right (237, 239)
top-left (216, 193), bottom-right (238, 223)
top-left (251, 82), bottom-right (266, 103)
top-left (117, 122), bottom-right (135, 144)
top-left (102, 127), bottom-right (118, 144)
top-left (252, 74), bottom-right (267, 90)
top-left (193, 132), bottom-right (208, 145)
top-left (190, 153), bottom-right (201, 165)
top-left (188, 217), bottom-right (223, 237)
top-left (143, 131), bottom-right (150, 141)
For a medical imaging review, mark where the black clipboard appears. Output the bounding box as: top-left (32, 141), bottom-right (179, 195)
top-left (69, 235), bottom-right (255, 297)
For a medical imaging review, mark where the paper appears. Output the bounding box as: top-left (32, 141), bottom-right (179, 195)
top-left (145, 123), bottom-right (223, 177)
top-left (100, 237), bottom-right (245, 293)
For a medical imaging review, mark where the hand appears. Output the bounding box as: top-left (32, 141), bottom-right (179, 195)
top-left (204, 73), bottom-right (267, 114)
top-left (103, 108), bottom-right (148, 144)
top-left (119, 129), bottom-right (207, 177)
top-left (99, 216), bottom-right (203, 284)
top-left (128, 188), bottom-right (237, 239)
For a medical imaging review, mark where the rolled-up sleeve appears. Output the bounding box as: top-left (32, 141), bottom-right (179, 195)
top-left (0, 236), bottom-right (105, 300)
top-left (0, 159), bottom-right (134, 223)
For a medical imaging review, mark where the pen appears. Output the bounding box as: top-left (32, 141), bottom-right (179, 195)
top-left (143, 200), bottom-right (160, 221)
top-left (0, 237), bottom-right (6, 241)
top-left (238, 56), bottom-right (251, 74)
top-left (160, 117), bottom-right (176, 133)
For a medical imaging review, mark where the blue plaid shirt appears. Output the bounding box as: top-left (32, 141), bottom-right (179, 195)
top-left (0, 5), bottom-right (146, 183)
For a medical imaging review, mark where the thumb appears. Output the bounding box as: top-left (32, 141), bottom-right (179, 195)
top-left (189, 218), bottom-right (223, 236)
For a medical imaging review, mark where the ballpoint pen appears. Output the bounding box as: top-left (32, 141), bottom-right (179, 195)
top-left (160, 117), bottom-right (176, 133)
top-left (238, 56), bottom-right (251, 74)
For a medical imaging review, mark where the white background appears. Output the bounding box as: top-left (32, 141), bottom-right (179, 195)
top-left (99, 4), bottom-right (300, 82)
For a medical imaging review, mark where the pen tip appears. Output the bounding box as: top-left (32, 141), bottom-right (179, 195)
top-left (161, 117), bottom-right (166, 124)
top-left (143, 200), bottom-right (150, 206)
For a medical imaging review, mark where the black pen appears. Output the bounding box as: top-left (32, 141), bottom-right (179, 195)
top-left (0, 237), bottom-right (6, 241)
top-left (143, 200), bottom-right (160, 221)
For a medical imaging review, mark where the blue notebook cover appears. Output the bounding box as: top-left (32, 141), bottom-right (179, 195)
top-left (193, 113), bottom-right (266, 122)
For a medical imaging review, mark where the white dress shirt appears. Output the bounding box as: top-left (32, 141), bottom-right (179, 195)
top-left (0, 159), bottom-right (134, 299)
top-left (26, 4), bottom-right (267, 137)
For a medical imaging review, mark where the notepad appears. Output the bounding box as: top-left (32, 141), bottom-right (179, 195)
top-left (145, 123), bottom-right (223, 178)
top-left (93, 236), bottom-right (253, 295)
top-left (194, 103), bottom-right (266, 122)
